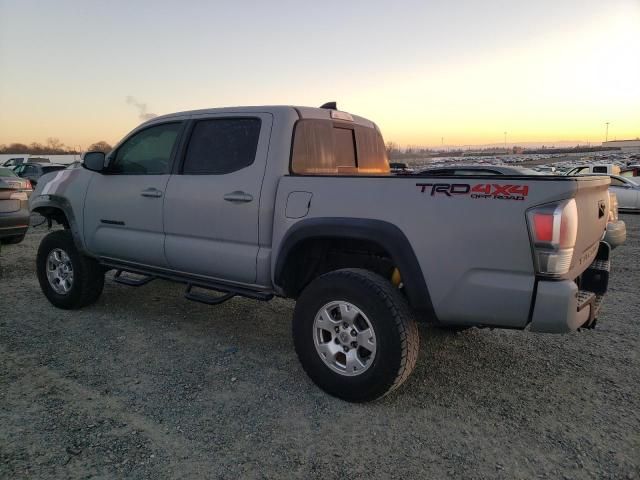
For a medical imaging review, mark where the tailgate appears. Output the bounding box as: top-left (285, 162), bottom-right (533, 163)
top-left (568, 176), bottom-right (610, 278)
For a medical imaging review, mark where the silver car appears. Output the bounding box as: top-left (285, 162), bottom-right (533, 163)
top-left (609, 175), bottom-right (640, 212)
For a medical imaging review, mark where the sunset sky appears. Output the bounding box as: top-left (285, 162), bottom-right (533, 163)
top-left (0, 0), bottom-right (638, 149)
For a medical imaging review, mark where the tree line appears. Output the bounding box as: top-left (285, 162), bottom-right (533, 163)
top-left (0, 138), bottom-right (113, 155)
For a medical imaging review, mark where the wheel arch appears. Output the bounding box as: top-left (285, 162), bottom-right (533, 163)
top-left (274, 217), bottom-right (436, 320)
top-left (31, 196), bottom-right (88, 254)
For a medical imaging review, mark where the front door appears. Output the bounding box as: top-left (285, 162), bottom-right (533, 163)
top-left (83, 122), bottom-right (183, 267)
top-left (163, 113), bottom-right (272, 284)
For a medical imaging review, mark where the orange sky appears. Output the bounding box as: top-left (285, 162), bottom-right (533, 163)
top-left (0, 0), bottom-right (638, 149)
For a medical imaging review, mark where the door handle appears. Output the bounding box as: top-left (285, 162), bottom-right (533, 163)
top-left (141, 188), bottom-right (163, 198)
top-left (223, 191), bottom-right (253, 203)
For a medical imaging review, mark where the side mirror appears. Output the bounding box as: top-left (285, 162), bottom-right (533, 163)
top-left (83, 151), bottom-right (106, 173)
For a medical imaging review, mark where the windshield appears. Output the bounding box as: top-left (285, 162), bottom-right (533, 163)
top-left (0, 167), bottom-right (18, 177)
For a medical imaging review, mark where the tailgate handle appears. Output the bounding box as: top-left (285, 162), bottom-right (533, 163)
top-left (224, 191), bottom-right (253, 203)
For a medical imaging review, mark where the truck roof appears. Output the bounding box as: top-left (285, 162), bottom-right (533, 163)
top-left (141, 105), bottom-right (377, 130)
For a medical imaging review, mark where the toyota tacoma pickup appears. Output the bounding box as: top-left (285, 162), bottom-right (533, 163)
top-left (30, 105), bottom-right (612, 402)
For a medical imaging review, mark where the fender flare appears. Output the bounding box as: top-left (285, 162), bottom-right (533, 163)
top-left (30, 195), bottom-right (89, 255)
top-left (274, 217), bottom-right (436, 319)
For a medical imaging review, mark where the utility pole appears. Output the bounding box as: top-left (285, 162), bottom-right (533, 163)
top-left (605, 122), bottom-right (609, 143)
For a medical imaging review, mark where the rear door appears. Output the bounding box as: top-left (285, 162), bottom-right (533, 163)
top-left (83, 122), bottom-right (184, 267)
top-left (163, 113), bottom-right (272, 284)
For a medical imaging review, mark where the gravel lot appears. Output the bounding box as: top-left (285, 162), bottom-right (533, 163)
top-left (1, 215), bottom-right (638, 479)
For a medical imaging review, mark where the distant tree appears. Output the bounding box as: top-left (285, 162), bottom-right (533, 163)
top-left (87, 141), bottom-right (113, 153)
top-left (29, 142), bottom-right (45, 154)
top-left (46, 137), bottom-right (66, 153)
top-left (385, 141), bottom-right (399, 157)
top-left (4, 143), bottom-right (29, 153)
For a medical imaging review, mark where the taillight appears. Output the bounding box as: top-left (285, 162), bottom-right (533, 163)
top-left (526, 199), bottom-right (578, 276)
top-left (608, 192), bottom-right (618, 222)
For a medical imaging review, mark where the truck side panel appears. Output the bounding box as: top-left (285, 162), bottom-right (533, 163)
top-left (273, 175), bottom-right (590, 328)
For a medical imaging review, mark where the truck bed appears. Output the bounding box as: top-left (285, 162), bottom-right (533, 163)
top-left (273, 174), bottom-right (610, 329)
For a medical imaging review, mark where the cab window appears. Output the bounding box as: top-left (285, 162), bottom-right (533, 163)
top-left (291, 119), bottom-right (389, 175)
top-left (109, 123), bottom-right (182, 174)
top-left (182, 118), bottom-right (261, 175)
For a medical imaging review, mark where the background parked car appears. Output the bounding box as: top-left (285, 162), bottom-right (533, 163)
top-left (620, 165), bottom-right (640, 178)
top-left (389, 162), bottom-right (414, 174)
top-left (0, 167), bottom-right (32, 193)
top-left (1, 157), bottom-right (51, 168)
top-left (416, 165), bottom-right (542, 175)
top-left (13, 163), bottom-right (67, 187)
top-left (0, 167), bottom-right (30, 245)
top-left (608, 175), bottom-right (640, 212)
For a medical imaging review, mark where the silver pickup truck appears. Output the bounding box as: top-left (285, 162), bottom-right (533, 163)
top-left (30, 105), bottom-right (612, 402)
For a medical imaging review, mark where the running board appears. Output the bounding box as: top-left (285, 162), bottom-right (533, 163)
top-left (113, 270), bottom-right (156, 287)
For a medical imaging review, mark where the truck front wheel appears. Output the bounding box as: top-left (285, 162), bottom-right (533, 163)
top-left (293, 268), bottom-right (419, 402)
top-left (36, 230), bottom-right (104, 309)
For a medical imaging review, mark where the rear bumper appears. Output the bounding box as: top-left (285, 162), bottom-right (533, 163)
top-left (603, 220), bottom-right (626, 249)
top-left (528, 242), bottom-right (610, 333)
top-left (0, 208), bottom-right (30, 239)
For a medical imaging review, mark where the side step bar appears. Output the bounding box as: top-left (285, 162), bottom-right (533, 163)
top-left (107, 264), bottom-right (274, 305)
top-left (185, 284), bottom-right (236, 305)
top-left (113, 270), bottom-right (156, 287)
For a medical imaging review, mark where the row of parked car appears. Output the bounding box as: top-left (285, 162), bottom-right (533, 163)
top-left (1, 154), bottom-right (637, 249)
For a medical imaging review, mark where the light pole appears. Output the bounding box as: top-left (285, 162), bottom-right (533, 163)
top-left (605, 122), bottom-right (609, 143)
top-left (504, 131), bottom-right (507, 152)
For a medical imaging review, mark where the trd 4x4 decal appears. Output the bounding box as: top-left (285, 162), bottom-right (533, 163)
top-left (416, 183), bottom-right (529, 201)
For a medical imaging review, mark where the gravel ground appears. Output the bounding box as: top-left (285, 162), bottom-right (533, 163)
top-left (1, 216), bottom-right (638, 479)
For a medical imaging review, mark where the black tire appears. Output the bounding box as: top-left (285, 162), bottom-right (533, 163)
top-left (1, 234), bottom-right (25, 245)
top-left (293, 268), bottom-right (419, 402)
top-left (36, 230), bottom-right (104, 309)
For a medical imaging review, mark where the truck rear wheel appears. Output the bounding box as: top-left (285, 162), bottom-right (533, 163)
top-left (36, 230), bottom-right (104, 309)
top-left (293, 268), bottom-right (419, 402)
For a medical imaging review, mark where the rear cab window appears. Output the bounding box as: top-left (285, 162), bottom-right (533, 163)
top-left (291, 119), bottom-right (389, 175)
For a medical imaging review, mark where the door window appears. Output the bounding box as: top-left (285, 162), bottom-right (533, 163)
top-left (109, 123), bottom-right (182, 174)
top-left (181, 118), bottom-right (261, 175)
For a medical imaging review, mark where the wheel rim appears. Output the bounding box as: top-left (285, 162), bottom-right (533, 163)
top-left (313, 301), bottom-right (377, 377)
top-left (46, 248), bottom-right (74, 294)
